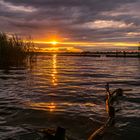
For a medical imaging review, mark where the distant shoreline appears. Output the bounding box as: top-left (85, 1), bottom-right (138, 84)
top-left (36, 51), bottom-right (140, 58)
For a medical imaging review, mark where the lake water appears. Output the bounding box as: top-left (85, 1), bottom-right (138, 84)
top-left (0, 54), bottom-right (140, 140)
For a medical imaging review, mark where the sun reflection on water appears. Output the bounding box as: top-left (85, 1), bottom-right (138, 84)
top-left (51, 54), bottom-right (57, 86)
top-left (27, 102), bottom-right (56, 112)
top-left (47, 102), bottom-right (56, 112)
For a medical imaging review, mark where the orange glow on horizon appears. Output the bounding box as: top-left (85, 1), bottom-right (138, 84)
top-left (34, 40), bottom-right (138, 47)
top-left (32, 38), bottom-right (139, 52)
top-left (43, 46), bottom-right (82, 52)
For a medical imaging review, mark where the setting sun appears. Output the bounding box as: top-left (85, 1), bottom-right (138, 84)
top-left (51, 41), bottom-right (58, 45)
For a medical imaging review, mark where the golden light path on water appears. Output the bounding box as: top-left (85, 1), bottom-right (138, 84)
top-left (28, 102), bottom-right (57, 112)
top-left (26, 54), bottom-right (99, 113)
top-left (27, 54), bottom-right (58, 112)
top-left (26, 54), bottom-right (98, 113)
top-left (27, 102), bottom-right (96, 112)
top-left (51, 54), bottom-right (58, 86)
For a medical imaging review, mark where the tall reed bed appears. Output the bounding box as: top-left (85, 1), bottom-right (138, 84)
top-left (0, 32), bottom-right (35, 57)
top-left (0, 32), bottom-right (36, 68)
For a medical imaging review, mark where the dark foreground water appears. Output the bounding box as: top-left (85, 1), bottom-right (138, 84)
top-left (0, 55), bottom-right (140, 140)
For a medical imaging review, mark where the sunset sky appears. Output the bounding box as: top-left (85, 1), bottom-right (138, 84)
top-left (0, 0), bottom-right (140, 51)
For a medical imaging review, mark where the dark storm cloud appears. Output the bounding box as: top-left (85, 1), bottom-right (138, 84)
top-left (0, 0), bottom-right (140, 43)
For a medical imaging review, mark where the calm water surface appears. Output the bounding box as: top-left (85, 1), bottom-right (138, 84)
top-left (0, 55), bottom-right (140, 140)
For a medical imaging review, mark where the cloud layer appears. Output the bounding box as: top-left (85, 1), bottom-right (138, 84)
top-left (0, 0), bottom-right (140, 46)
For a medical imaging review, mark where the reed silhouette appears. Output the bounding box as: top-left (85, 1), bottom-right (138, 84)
top-left (0, 32), bottom-right (36, 71)
top-left (0, 32), bottom-right (35, 56)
